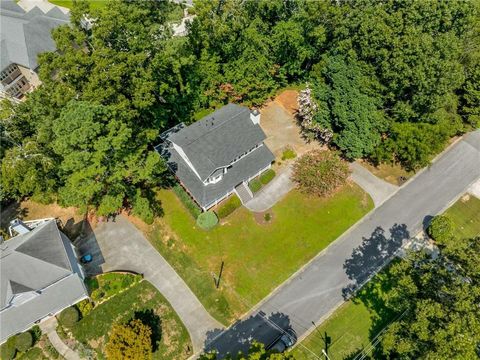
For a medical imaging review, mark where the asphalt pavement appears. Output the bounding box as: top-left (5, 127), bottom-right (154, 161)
top-left (204, 130), bottom-right (480, 358)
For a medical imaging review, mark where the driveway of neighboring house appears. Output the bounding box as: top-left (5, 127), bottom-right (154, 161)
top-left (74, 215), bottom-right (222, 353)
top-left (245, 165), bottom-right (294, 212)
top-left (350, 162), bottom-right (399, 207)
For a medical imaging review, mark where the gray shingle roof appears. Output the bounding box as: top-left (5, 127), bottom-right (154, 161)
top-left (0, 0), bottom-right (69, 71)
top-left (162, 142), bottom-right (274, 208)
top-left (167, 104), bottom-right (267, 181)
top-left (0, 220), bottom-right (88, 341)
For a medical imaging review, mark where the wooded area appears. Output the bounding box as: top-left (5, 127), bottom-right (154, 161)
top-left (1, 0), bottom-right (479, 219)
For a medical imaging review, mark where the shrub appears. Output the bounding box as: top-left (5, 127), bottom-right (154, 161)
top-left (260, 169), bottom-right (276, 185)
top-left (249, 179), bottom-right (262, 193)
top-left (216, 195), bottom-right (242, 219)
top-left (427, 215), bottom-right (455, 244)
top-left (132, 193), bottom-right (154, 225)
top-left (172, 184), bottom-right (202, 219)
top-left (0, 336), bottom-right (16, 360)
top-left (58, 306), bottom-right (80, 328)
top-left (281, 146), bottom-right (297, 160)
top-left (15, 332), bottom-right (33, 352)
top-left (293, 150), bottom-right (350, 197)
top-left (105, 319), bottom-right (152, 360)
top-left (77, 299), bottom-right (94, 317)
top-left (196, 211), bottom-right (218, 230)
top-left (264, 213), bottom-right (271, 222)
top-left (30, 325), bottom-right (42, 344)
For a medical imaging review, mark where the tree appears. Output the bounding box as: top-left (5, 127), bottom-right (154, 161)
top-left (381, 236), bottom-right (480, 359)
top-left (297, 86), bottom-right (332, 144)
top-left (105, 319), bottom-right (153, 360)
top-left (292, 150), bottom-right (350, 197)
top-left (427, 215), bottom-right (455, 245)
top-left (310, 55), bottom-right (386, 159)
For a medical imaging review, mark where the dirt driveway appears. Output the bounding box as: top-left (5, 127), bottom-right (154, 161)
top-left (260, 90), bottom-right (321, 160)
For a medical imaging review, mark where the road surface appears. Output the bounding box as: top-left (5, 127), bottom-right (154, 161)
top-left (204, 130), bottom-right (480, 358)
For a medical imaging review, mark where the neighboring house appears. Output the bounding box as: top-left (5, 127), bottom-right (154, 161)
top-left (0, 0), bottom-right (69, 101)
top-left (0, 219), bottom-right (88, 343)
top-left (158, 104), bottom-right (275, 210)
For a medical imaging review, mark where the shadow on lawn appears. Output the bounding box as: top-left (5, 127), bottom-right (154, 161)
top-left (203, 311), bottom-right (292, 359)
top-left (134, 309), bottom-right (162, 352)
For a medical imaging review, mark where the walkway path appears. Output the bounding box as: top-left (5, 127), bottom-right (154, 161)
top-left (350, 162), bottom-right (399, 207)
top-left (76, 215), bottom-right (222, 353)
top-left (39, 318), bottom-right (80, 360)
top-left (245, 165), bottom-right (294, 212)
top-left (206, 130), bottom-right (480, 358)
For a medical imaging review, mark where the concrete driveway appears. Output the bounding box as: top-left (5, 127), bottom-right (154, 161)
top-left (74, 215), bottom-right (222, 353)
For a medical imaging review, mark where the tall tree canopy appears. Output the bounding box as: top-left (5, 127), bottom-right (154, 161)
top-left (381, 236), bottom-right (480, 359)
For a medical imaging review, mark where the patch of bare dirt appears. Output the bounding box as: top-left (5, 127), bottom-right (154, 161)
top-left (274, 89), bottom-right (299, 115)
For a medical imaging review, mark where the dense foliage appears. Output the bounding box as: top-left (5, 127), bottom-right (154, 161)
top-left (105, 319), bottom-right (153, 360)
top-left (427, 215), bottom-right (455, 244)
top-left (216, 195), bottom-right (242, 219)
top-left (381, 236), bottom-right (480, 358)
top-left (293, 150), bottom-right (350, 197)
top-left (196, 211), bottom-right (219, 230)
top-left (172, 184), bottom-right (202, 219)
top-left (14, 332), bottom-right (33, 353)
top-left (1, 0), bottom-right (479, 213)
top-left (58, 306), bottom-right (80, 328)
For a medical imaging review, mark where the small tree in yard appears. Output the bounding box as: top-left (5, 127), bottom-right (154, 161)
top-left (293, 150), bottom-right (350, 197)
top-left (297, 86), bottom-right (333, 144)
top-left (427, 215), bottom-right (455, 244)
top-left (105, 319), bottom-right (153, 360)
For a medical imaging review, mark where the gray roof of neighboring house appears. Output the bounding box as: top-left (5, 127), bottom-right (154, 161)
top-left (0, 220), bottom-right (87, 341)
top-left (0, 0), bottom-right (69, 71)
top-left (161, 142), bottom-right (274, 208)
top-left (166, 104), bottom-right (267, 181)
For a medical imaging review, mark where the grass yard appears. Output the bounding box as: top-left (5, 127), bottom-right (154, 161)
top-left (292, 265), bottom-right (398, 360)
top-left (358, 160), bottom-right (413, 186)
top-left (70, 280), bottom-right (192, 360)
top-left (49, 0), bottom-right (108, 10)
top-left (144, 183), bottom-right (373, 324)
top-left (443, 195), bottom-right (480, 238)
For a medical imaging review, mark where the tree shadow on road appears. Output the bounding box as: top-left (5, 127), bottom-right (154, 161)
top-left (203, 311), bottom-right (292, 359)
top-left (342, 223), bottom-right (409, 300)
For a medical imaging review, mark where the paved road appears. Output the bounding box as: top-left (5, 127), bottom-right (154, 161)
top-left (75, 215), bottom-right (222, 353)
top-left (350, 162), bottom-right (398, 207)
top-left (205, 131), bottom-right (480, 358)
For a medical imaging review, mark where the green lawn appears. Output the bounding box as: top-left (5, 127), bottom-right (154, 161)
top-left (145, 184), bottom-right (373, 324)
top-left (70, 280), bottom-right (192, 360)
top-left (49, 0), bottom-right (108, 10)
top-left (443, 195), bottom-right (480, 238)
top-left (292, 265), bottom-right (397, 360)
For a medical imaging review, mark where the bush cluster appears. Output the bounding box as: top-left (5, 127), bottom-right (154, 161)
top-left (77, 299), bottom-right (94, 317)
top-left (216, 195), bottom-right (242, 219)
top-left (292, 150), bottom-right (350, 197)
top-left (172, 185), bottom-right (202, 219)
top-left (427, 215), bottom-right (455, 244)
top-left (58, 306), bottom-right (80, 328)
top-left (281, 147), bottom-right (297, 161)
top-left (260, 169), bottom-right (276, 185)
top-left (196, 211), bottom-right (219, 230)
top-left (249, 179), bottom-right (262, 193)
top-left (0, 329), bottom-right (37, 360)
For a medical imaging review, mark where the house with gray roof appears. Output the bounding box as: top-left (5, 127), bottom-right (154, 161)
top-left (0, 219), bottom-right (88, 343)
top-left (157, 104), bottom-right (275, 210)
top-left (0, 0), bottom-right (69, 100)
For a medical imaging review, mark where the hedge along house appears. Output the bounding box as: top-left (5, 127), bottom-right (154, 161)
top-left (0, 219), bottom-right (88, 343)
top-left (157, 104), bottom-right (275, 210)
